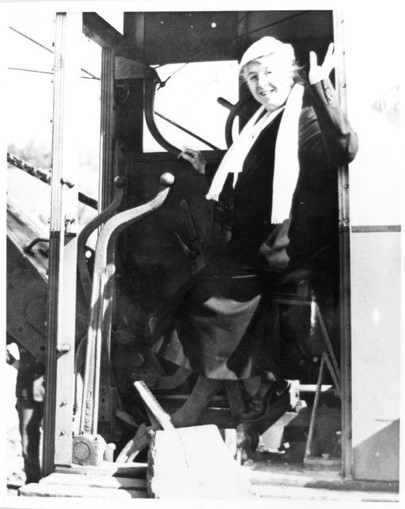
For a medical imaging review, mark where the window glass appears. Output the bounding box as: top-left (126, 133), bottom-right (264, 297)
top-left (143, 60), bottom-right (239, 152)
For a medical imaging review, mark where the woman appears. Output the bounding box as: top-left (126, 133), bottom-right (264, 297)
top-left (154, 37), bottom-right (358, 426)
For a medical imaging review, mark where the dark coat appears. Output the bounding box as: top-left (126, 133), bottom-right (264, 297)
top-left (157, 78), bottom-right (359, 380)
top-left (209, 78), bottom-right (358, 272)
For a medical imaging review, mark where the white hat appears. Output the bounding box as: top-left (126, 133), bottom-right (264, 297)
top-left (239, 36), bottom-right (295, 71)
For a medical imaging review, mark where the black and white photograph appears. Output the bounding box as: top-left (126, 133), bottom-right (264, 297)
top-left (1, 0), bottom-right (402, 506)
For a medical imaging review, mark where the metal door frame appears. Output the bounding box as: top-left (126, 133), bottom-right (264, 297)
top-left (333, 9), bottom-right (353, 480)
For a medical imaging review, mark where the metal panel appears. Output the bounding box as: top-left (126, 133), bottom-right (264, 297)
top-left (344, 8), bottom-right (401, 482)
top-left (143, 12), bottom-right (240, 64)
top-left (350, 232), bottom-right (400, 481)
top-left (332, 10), bottom-right (353, 480)
top-left (243, 10), bottom-right (333, 62)
top-left (42, 13), bottom-right (81, 475)
top-left (344, 10), bottom-right (400, 228)
top-left (134, 11), bottom-right (333, 66)
top-left (6, 235), bottom-right (47, 364)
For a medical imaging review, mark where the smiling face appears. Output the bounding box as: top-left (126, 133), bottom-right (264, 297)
top-left (244, 55), bottom-right (294, 112)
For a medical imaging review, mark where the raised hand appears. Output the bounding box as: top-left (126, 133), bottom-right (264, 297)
top-left (308, 42), bottom-right (337, 85)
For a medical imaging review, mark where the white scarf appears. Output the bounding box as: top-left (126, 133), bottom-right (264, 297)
top-left (206, 83), bottom-right (304, 224)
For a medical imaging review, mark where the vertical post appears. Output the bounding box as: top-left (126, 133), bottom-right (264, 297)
top-left (333, 9), bottom-right (353, 480)
top-left (123, 11), bottom-right (145, 55)
top-left (43, 12), bottom-right (81, 476)
top-left (99, 47), bottom-right (116, 210)
top-left (97, 47), bottom-right (117, 435)
top-left (121, 12), bottom-right (145, 154)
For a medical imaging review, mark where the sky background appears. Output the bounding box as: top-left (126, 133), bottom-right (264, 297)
top-left (6, 11), bottom-right (104, 229)
top-left (6, 11), bottom-right (102, 160)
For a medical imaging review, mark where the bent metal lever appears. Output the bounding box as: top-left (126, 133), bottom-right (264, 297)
top-left (144, 73), bottom-right (181, 157)
top-left (77, 175), bottom-right (126, 307)
top-left (73, 173), bottom-right (175, 465)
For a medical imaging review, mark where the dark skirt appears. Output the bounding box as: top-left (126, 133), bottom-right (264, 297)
top-left (155, 255), bottom-right (283, 380)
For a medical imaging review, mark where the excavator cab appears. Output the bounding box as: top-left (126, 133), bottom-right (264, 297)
top-left (5, 8), bottom-right (400, 500)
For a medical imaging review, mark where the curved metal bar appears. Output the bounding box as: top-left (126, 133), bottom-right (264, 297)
top-left (144, 74), bottom-right (182, 157)
top-left (218, 95), bottom-right (252, 148)
top-left (77, 176), bottom-right (126, 306)
top-left (79, 173), bottom-right (175, 436)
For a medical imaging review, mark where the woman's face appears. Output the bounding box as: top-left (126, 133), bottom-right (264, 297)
top-left (244, 55), bottom-right (294, 112)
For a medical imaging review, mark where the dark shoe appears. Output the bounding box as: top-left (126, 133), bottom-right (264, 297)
top-left (240, 382), bottom-right (291, 422)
